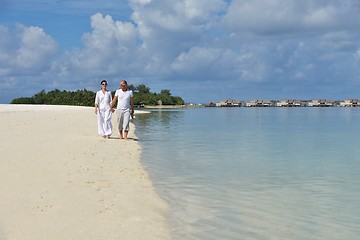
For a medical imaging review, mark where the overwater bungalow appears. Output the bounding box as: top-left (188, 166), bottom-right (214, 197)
top-left (215, 99), bottom-right (242, 107)
top-left (339, 99), bottom-right (360, 107)
top-left (276, 99), bottom-right (304, 107)
top-left (245, 100), bottom-right (273, 107)
top-left (307, 99), bottom-right (335, 107)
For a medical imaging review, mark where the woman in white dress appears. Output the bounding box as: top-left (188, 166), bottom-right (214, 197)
top-left (95, 80), bottom-right (114, 138)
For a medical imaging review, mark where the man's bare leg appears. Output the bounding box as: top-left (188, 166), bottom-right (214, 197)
top-left (119, 130), bottom-right (123, 140)
top-left (124, 130), bottom-right (129, 140)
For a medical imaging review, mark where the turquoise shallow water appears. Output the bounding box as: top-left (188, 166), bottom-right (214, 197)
top-left (135, 107), bottom-right (360, 240)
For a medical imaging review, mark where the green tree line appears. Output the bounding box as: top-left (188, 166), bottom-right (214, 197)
top-left (11, 85), bottom-right (185, 107)
top-left (128, 84), bottom-right (185, 106)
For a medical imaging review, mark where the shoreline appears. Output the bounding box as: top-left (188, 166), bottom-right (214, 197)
top-left (0, 104), bottom-right (170, 240)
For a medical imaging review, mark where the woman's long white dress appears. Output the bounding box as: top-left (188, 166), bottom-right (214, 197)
top-left (95, 90), bottom-right (113, 136)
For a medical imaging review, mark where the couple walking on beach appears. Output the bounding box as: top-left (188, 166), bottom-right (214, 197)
top-left (94, 79), bottom-right (134, 140)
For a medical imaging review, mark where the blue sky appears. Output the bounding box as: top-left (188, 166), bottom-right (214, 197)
top-left (1, 0), bottom-right (360, 104)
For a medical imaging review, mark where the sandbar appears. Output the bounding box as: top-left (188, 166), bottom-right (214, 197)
top-left (0, 104), bottom-right (170, 240)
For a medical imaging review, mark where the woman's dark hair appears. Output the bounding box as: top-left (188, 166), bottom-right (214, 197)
top-left (100, 80), bottom-right (107, 85)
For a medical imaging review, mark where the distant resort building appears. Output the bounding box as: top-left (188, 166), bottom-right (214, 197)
top-left (339, 99), bottom-right (360, 107)
top-left (206, 98), bottom-right (359, 107)
top-left (276, 99), bottom-right (304, 107)
top-left (307, 99), bottom-right (335, 107)
top-left (215, 99), bottom-right (242, 107)
top-left (245, 100), bottom-right (273, 107)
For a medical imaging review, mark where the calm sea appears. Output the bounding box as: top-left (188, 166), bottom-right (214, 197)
top-left (134, 107), bottom-right (360, 240)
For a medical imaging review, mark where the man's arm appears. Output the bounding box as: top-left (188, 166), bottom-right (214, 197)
top-left (130, 96), bottom-right (134, 118)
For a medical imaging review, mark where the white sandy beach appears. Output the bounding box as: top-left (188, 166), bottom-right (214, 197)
top-left (0, 104), bottom-right (170, 240)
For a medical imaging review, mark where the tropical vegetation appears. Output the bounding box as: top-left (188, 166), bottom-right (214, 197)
top-left (11, 84), bottom-right (185, 107)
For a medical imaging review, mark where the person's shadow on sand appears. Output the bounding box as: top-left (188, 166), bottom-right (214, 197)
top-left (108, 137), bottom-right (138, 141)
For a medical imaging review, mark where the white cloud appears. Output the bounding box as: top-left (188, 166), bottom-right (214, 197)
top-left (171, 47), bottom-right (222, 73)
top-left (84, 13), bottom-right (138, 50)
top-left (52, 13), bottom-right (140, 79)
top-left (0, 24), bottom-right (58, 76)
top-left (0, 24), bottom-right (59, 103)
top-left (131, 0), bottom-right (227, 34)
top-left (1, 0), bottom-right (360, 103)
top-left (222, 0), bottom-right (360, 35)
top-left (354, 49), bottom-right (360, 59)
top-left (16, 25), bottom-right (58, 69)
top-left (176, 0), bottom-right (227, 21)
top-left (303, 5), bottom-right (337, 26)
top-left (130, 0), bottom-right (152, 6)
top-left (171, 46), bottom-right (268, 82)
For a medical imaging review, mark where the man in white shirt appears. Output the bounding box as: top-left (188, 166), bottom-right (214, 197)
top-left (111, 80), bottom-right (134, 140)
